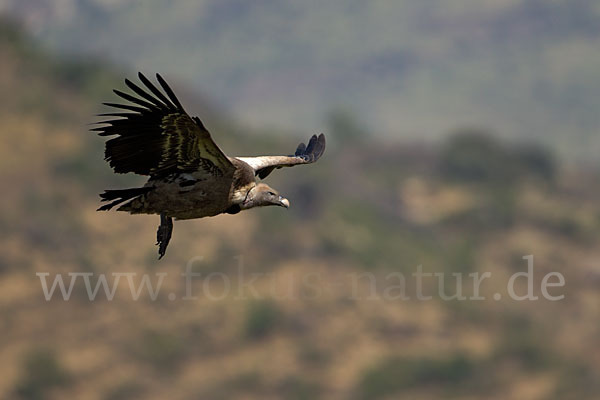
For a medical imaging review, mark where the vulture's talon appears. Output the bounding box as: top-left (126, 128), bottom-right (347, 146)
top-left (156, 213), bottom-right (173, 259)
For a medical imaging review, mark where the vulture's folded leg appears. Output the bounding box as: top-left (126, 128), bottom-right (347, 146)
top-left (156, 213), bottom-right (173, 260)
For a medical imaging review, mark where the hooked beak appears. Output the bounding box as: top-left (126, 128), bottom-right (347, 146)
top-left (278, 196), bottom-right (290, 208)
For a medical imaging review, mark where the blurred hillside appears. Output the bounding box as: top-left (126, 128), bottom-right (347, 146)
top-left (2, 18), bottom-right (600, 400)
top-left (2, 0), bottom-right (600, 159)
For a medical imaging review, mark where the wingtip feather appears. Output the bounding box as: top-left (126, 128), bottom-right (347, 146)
top-left (156, 73), bottom-right (185, 111)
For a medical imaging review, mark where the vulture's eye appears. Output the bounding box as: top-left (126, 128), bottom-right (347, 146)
top-left (268, 191), bottom-right (276, 196)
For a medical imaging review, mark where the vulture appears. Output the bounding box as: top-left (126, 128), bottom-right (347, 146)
top-left (93, 73), bottom-right (325, 259)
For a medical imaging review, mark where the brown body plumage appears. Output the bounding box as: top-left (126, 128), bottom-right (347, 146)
top-left (93, 73), bottom-right (325, 258)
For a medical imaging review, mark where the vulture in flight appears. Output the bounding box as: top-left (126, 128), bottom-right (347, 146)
top-left (93, 73), bottom-right (326, 259)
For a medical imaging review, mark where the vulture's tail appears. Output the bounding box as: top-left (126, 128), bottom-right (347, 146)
top-left (97, 187), bottom-right (153, 211)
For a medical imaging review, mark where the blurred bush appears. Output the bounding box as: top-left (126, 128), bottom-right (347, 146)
top-left (103, 381), bottom-right (143, 400)
top-left (357, 353), bottom-right (473, 399)
top-left (136, 330), bottom-right (185, 372)
top-left (326, 108), bottom-right (368, 144)
top-left (244, 300), bottom-right (282, 340)
top-left (439, 129), bottom-right (556, 185)
top-left (15, 349), bottom-right (69, 400)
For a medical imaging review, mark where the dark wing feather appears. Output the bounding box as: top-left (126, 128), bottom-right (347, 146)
top-left (124, 78), bottom-right (168, 108)
top-left (93, 73), bottom-right (234, 178)
top-left (236, 134), bottom-right (326, 179)
top-left (156, 73), bottom-right (185, 110)
top-left (137, 72), bottom-right (176, 108)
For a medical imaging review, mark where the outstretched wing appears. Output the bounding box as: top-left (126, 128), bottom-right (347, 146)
top-left (92, 73), bottom-right (234, 178)
top-left (236, 134), bottom-right (326, 179)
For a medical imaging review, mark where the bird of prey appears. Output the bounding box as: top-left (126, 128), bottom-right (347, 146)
top-left (93, 73), bottom-right (326, 259)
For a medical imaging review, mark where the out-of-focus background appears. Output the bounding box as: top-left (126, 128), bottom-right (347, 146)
top-left (1, 1), bottom-right (599, 399)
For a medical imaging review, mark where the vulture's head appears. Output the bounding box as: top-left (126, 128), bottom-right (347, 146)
top-left (242, 183), bottom-right (290, 210)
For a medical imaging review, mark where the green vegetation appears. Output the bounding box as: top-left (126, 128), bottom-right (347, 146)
top-left (103, 381), bottom-right (143, 400)
top-left (15, 349), bottom-right (70, 400)
top-left (244, 300), bottom-right (282, 339)
top-left (439, 129), bottom-right (556, 185)
top-left (358, 354), bottom-right (474, 399)
top-left (136, 330), bottom-right (185, 372)
top-left (278, 376), bottom-right (321, 400)
top-left (326, 108), bottom-right (368, 144)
